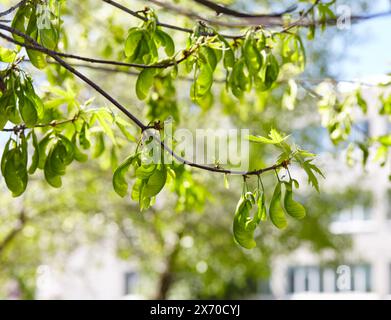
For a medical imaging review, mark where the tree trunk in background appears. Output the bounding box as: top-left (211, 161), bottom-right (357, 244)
top-left (155, 232), bottom-right (183, 299)
top-left (0, 211), bottom-right (26, 255)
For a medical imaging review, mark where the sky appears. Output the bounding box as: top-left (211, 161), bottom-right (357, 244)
top-left (332, 0), bottom-right (391, 79)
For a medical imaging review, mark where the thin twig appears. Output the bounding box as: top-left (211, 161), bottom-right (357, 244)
top-left (1, 115), bottom-right (79, 133)
top-left (147, 0), bottom-right (391, 29)
top-left (0, 0), bottom-right (26, 17)
top-left (23, 58), bottom-right (376, 89)
top-left (279, 0), bottom-right (321, 34)
top-left (148, 0), bottom-right (292, 28)
top-left (102, 0), bottom-right (243, 39)
top-left (191, 0), bottom-right (296, 18)
top-left (0, 23), bottom-right (197, 70)
top-left (22, 59), bottom-right (225, 83)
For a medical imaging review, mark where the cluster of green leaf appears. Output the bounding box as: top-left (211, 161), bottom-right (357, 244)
top-left (306, 0), bottom-right (336, 40)
top-left (233, 187), bottom-right (266, 249)
top-left (0, 72), bottom-right (136, 195)
top-left (11, 0), bottom-right (60, 69)
top-left (375, 91), bottom-right (391, 177)
top-left (0, 68), bottom-right (43, 129)
top-left (183, 27), bottom-right (300, 108)
top-left (231, 129), bottom-right (322, 249)
top-left (125, 9), bottom-right (175, 65)
top-left (1, 133), bottom-right (28, 197)
top-left (113, 142), bottom-right (168, 211)
top-left (316, 80), bottom-right (391, 179)
top-left (1, 0), bottom-right (380, 253)
top-left (146, 74), bottom-right (179, 122)
top-left (318, 85), bottom-right (355, 145)
top-left (127, 11), bottom-right (307, 113)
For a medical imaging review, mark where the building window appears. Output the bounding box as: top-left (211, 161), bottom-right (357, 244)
top-left (124, 271), bottom-right (138, 295)
top-left (287, 264), bottom-right (371, 294)
top-left (258, 279), bottom-right (272, 295)
top-left (332, 191), bottom-right (372, 225)
top-left (334, 205), bottom-right (371, 222)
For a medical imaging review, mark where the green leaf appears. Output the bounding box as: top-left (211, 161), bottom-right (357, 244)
top-left (256, 191), bottom-right (267, 222)
top-left (73, 143), bottom-right (88, 162)
top-left (136, 68), bottom-right (157, 100)
top-left (229, 58), bottom-right (250, 98)
top-left (28, 130), bottom-right (39, 174)
top-left (95, 109), bottom-right (116, 143)
top-left (378, 134), bottom-right (391, 146)
top-left (26, 46), bottom-right (47, 69)
top-left (44, 159), bottom-right (62, 188)
top-left (79, 122), bottom-right (91, 149)
top-left (193, 63), bottom-right (213, 98)
top-left (132, 178), bottom-right (151, 210)
top-left (143, 165), bottom-right (167, 197)
top-left (282, 79), bottom-right (297, 110)
top-left (124, 28), bottom-right (144, 59)
top-left (300, 160), bottom-right (325, 192)
top-left (72, 133), bottom-right (88, 163)
top-left (154, 29), bottom-right (175, 56)
top-left (218, 37), bottom-right (234, 69)
top-left (57, 135), bottom-right (75, 166)
top-left (0, 95), bottom-right (10, 130)
top-left (26, 27), bottom-right (47, 69)
top-left (0, 46), bottom-right (16, 63)
top-left (135, 163), bottom-right (156, 179)
top-left (233, 194), bottom-right (257, 249)
top-left (224, 173), bottom-right (230, 189)
top-left (19, 94), bottom-right (38, 127)
top-left (1, 139), bottom-right (11, 176)
top-left (43, 136), bottom-right (74, 188)
top-left (115, 118), bottom-right (136, 142)
top-left (3, 136), bottom-right (28, 197)
top-left (356, 90), bottom-right (367, 114)
top-left (244, 34), bottom-right (262, 76)
top-left (37, 133), bottom-right (52, 169)
top-left (248, 129), bottom-right (288, 144)
top-left (113, 154), bottom-right (136, 197)
top-left (283, 182), bottom-right (306, 219)
top-left (199, 47), bottom-right (218, 71)
top-left (264, 53), bottom-right (279, 89)
top-left (11, 5), bottom-right (29, 43)
top-left (44, 143), bottom-right (63, 188)
top-left (39, 24), bottom-right (59, 50)
top-left (92, 132), bottom-right (105, 158)
top-left (269, 182), bottom-right (287, 229)
top-left (28, 94), bottom-right (44, 119)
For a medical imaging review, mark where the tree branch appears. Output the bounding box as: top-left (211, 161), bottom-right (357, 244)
top-left (101, 0), bottom-right (242, 39)
top-left (191, 0), bottom-right (296, 18)
top-left (1, 114), bottom-right (79, 133)
top-left (0, 28), bottom-right (198, 70)
top-left (103, 0), bottom-right (391, 40)
top-left (0, 25), bottom-right (290, 176)
top-left (279, 0), bottom-right (321, 33)
top-left (148, 0), bottom-right (292, 28)
top-left (0, 0), bottom-right (26, 18)
top-left (23, 59), bottom-right (225, 83)
top-left (26, 58), bottom-right (377, 90)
